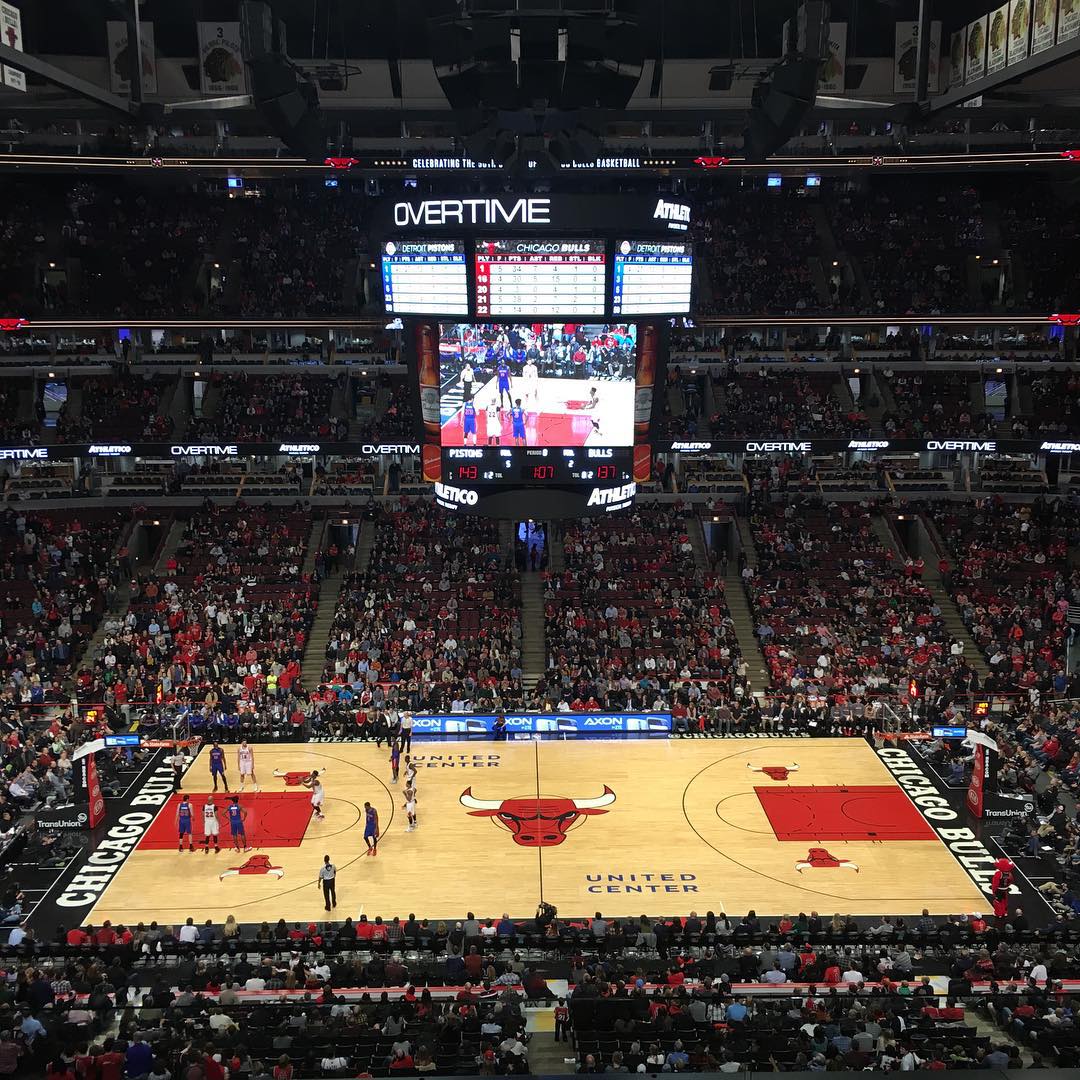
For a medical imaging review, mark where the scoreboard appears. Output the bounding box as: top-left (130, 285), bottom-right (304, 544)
top-left (474, 239), bottom-right (606, 317)
top-left (612, 240), bottom-right (694, 315)
top-left (442, 445), bottom-right (634, 486)
top-left (381, 239), bottom-right (469, 315)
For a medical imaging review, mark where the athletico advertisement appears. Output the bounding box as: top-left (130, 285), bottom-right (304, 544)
top-left (412, 713), bottom-right (672, 736)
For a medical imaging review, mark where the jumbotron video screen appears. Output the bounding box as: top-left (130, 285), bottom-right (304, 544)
top-left (437, 323), bottom-right (637, 448)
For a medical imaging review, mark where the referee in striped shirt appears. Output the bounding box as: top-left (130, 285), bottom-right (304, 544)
top-left (318, 855), bottom-right (337, 911)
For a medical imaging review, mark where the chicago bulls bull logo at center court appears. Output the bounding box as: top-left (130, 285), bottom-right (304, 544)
top-left (219, 854), bottom-right (285, 880)
top-left (460, 786), bottom-right (615, 847)
top-left (794, 848), bottom-right (859, 873)
top-left (747, 762), bottom-right (799, 781)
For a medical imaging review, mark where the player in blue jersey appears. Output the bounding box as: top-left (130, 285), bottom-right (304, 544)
top-left (208, 740), bottom-right (229, 792)
top-left (496, 359), bottom-right (513, 408)
top-left (176, 794), bottom-right (194, 853)
top-left (363, 800), bottom-right (380, 856)
top-left (511, 399), bottom-right (527, 445)
top-left (389, 741), bottom-right (401, 784)
top-left (462, 401), bottom-right (478, 445)
top-left (227, 796), bottom-right (249, 852)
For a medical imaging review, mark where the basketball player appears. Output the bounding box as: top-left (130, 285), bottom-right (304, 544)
top-left (511, 398), bottom-right (526, 446)
top-left (496, 357), bottom-right (513, 408)
top-left (208, 740), bottom-right (229, 792)
top-left (521, 354), bottom-right (539, 409)
top-left (581, 386), bottom-right (603, 437)
top-left (485, 400), bottom-right (500, 446)
top-left (460, 359), bottom-right (475, 402)
top-left (403, 754), bottom-right (418, 789)
top-left (237, 741), bottom-right (260, 792)
top-left (303, 770), bottom-right (326, 821)
top-left (363, 801), bottom-right (379, 856)
top-left (227, 796), bottom-right (249, 852)
top-left (176, 794), bottom-right (194, 853)
top-left (389, 741), bottom-right (401, 785)
top-left (202, 795), bottom-right (221, 854)
top-left (403, 783), bottom-right (418, 832)
top-left (462, 400), bottom-right (478, 446)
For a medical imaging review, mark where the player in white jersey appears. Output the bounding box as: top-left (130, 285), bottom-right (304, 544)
top-left (237, 741), bottom-right (260, 791)
top-left (202, 795), bottom-right (221, 854)
top-left (485, 400), bottom-right (501, 446)
top-left (403, 783), bottom-right (418, 832)
top-left (521, 357), bottom-right (540, 409)
top-left (303, 769), bottom-right (326, 820)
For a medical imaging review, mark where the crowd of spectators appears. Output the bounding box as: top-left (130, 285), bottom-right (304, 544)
top-left (1001, 188), bottom-right (1080, 311)
top-left (317, 505), bottom-right (524, 727)
top-left (0, 509), bottom-right (125, 703)
top-left (73, 509), bottom-right (318, 738)
top-left (709, 370), bottom-right (871, 437)
top-left (227, 186), bottom-right (369, 319)
top-left (829, 182), bottom-right (985, 314)
top-left (188, 374), bottom-right (346, 443)
top-left (696, 192), bottom-right (827, 315)
top-left (927, 499), bottom-right (1080, 700)
top-left (63, 182), bottom-right (225, 317)
top-left (744, 501), bottom-right (973, 701)
top-left (55, 374), bottom-right (173, 441)
top-left (541, 506), bottom-right (747, 723)
top-left (879, 370), bottom-right (998, 439)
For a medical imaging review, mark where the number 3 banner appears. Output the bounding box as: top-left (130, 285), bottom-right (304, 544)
top-left (197, 21), bottom-right (246, 96)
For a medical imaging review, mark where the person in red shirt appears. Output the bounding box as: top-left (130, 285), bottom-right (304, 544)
top-left (93, 922), bottom-right (117, 947)
top-left (66, 926), bottom-right (90, 946)
top-left (94, 1042), bottom-right (124, 1080)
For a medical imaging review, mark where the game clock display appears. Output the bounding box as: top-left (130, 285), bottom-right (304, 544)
top-left (443, 446), bottom-right (633, 486)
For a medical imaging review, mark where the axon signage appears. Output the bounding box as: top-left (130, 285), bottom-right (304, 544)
top-left (393, 197), bottom-right (551, 227)
top-left (170, 444), bottom-right (239, 456)
top-left (0, 447), bottom-right (48, 460)
top-left (925, 440), bottom-right (997, 452)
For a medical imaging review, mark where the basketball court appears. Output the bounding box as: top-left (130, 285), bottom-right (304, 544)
top-left (440, 377), bottom-right (635, 447)
top-left (79, 738), bottom-right (987, 928)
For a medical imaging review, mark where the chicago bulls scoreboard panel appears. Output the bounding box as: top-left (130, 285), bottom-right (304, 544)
top-left (64, 738), bottom-right (1011, 929)
top-left (373, 193), bottom-right (694, 517)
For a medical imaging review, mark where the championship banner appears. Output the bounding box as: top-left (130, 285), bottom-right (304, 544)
top-left (948, 30), bottom-right (966, 86)
top-left (967, 743), bottom-right (986, 818)
top-left (106, 20), bottom-right (157, 96)
top-left (1008, 0), bottom-right (1033, 63)
top-left (197, 22), bottom-right (246, 95)
top-left (1031, 0), bottom-right (1059, 52)
top-left (0, 2), bottom-right (25, 92)
top-left (965, 16), bottom-right (989, 82)
top-left (820, 22), bottom-right (847, 94)
top-left (987, 4), bottom-right (1010, 74)
top-left (1060, 0), bottom-right (1080, 42)
top-left (894, 20), bottom-right (942, 93)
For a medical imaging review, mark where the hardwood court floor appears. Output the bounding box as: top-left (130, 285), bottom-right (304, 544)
top-left (85, 738), bottom-right (986, 927)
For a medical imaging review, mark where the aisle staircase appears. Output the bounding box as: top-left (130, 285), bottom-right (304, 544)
top-left (688, 515), bottom-right (710, 572)
top-left (519, 573), bottom-right (547, 690)
top-left (355, 520), bottom-right (376, 573)
top-left (154, 519), bottom-right (187, 573)
top-left (300, 570), bottom-right (347, 690)
top-left (724, 568), bottom-right (770, 694)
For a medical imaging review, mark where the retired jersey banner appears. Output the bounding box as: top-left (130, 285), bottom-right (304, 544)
top-left (106, 20), bottom-right (157, 96)
top-left (1059, 0), bottom-right (1080, 43)
top-left (0, 2), bottom-right (25, 92)
top-left (1031, 0), bottom-right (1059, 52)
top-left (197, 21), bottom-right (246, 96)
top-left (948, 30), bottom-right (966, 86)
top-left (894, 20), bottom-right (942, 93)
top-left (1008, 0), bottom-right (1033, 62)
top-left (965, 16), bottom-right (989, 82)
top-left (820, 22), bottom-right (847, 94)
top-left (987, 4), bottom-right (1010, 74)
